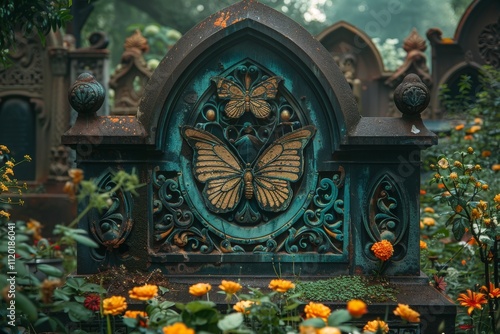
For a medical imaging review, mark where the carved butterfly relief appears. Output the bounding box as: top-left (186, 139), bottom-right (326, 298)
top-left (182, 126), bottom-right (316, 213)
top-left (211, 72), bottom-right (282, 119)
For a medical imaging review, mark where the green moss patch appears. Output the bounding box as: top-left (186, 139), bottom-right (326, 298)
top-left (294, 276), bottom-right (398, 303)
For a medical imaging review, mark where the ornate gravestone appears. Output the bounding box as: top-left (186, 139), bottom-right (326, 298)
top-left (63, 1), bottom-right (456, 332)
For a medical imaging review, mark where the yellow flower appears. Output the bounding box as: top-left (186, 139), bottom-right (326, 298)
top-left (437, 158), bottom-right (449, 169)
top-left (420, 240), bottom-right (427, 250)
top-left (24, 155), bottom-right (31, 162)
top-left (129, 284), bottom-right (158, 300)
top-left (393, 304), bottom-right (420, 322)
top-left (4, 168), bottom-right (14, 176)
top-left (347, 299), bottom-right (367, 318)
top-left (471, 208), bottom-right (482, 219)
top-left (233, 300), bottom-right (254, 314)
top-left (163, 322), bottom-right (195, 334)
top-left (423, 217), bottom-right (435, 226)
top-left (189, 283), bottom-right (211, 297)
top-left (102, 296), bottom-right (127, 316)
top-left (449, 172), bottom-right (458, 180)
top-left (317, 327), bottom-right (341, 334)
top-left (27, 219), bottom-right (43, 241)
top-left (371, 240), bottom-right (394, 261)
top-left (457, 290), bottom-right (487, 315)
top-left (0, 145), bottom-right (10, 153)
top-left (454, 161), bottom-right (463, 168)
top-left (5, 161), bottom-right (14, 168)
top-left (467, 147), bottom-right (474, 154)
top-left (482, 184), bottom-right (489, 190)
top-left (219, 280), bottom-right (242, 295)
top-left (0, 210), bottom-right (10, 219)
top-left (423, 207), bottom-right (435, 213)
top-left (494, 194), bottom-right (500, 203)
top-left (363, 319), bottom-right (389, 333)
top-left (478, 200), bottom-right (488, 211)
top-left (304, 302), bottom-right (331, 322)
top-left (68, 168), bottom-right (84, 184)
top-left (268, 279), bottom-right (295, 293)
top-left (0, 183), bottom-right (8, 192)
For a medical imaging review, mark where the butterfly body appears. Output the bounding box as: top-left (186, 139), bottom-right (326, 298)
top-left (182, 125), bottom-right (316, 214)
top-left (211, 74), bottom-right (282, 119)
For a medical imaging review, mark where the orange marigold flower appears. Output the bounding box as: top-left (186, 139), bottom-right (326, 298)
top-left (437, 158), bottom-right (449, 169)
top-left (464, 135), bottom-right (473, 140)
top-left (478, 200), bottom-right (488, 211)
top-left (268, 279), bottom-right (295, 293)
top-left (467, 147), bottom-right (474, 154)
top-left (102, 296), bottom-right (127, 316)
top-left (454, 161), bottom-right (462, 168)
top-left (493, 164), bottom-right (500, 172)
top-left (437, 183), bottom-right (445, 189)
top-left (482, 184), bottom-right (489, 190)
top-left (423, 207), bottom-right (435, 213)
top-left (317, 327), bottom-right (341, 334)
top-left (454, 124), bottom-right (464, 131)
top-left (124, 310), bottom-right (148, 327)
top-left (371, 240), bottom-right (394, 261)
top-left (163, 322), bottom-right (195, 334)
top-left (68, 168), bottom-right (84, 184)
top-left (457, 290), bottom-right (487, 315)
top-left (63, 181), bottom-right (76, 198)
top-left (347, 299), bottom-right (367, 318)
top-left (189, 283), bottom-right (211, 297)
top-left (393, 304), bottom-right (420, 322)
top-left (474, 118), bottom-right (483, 125)
top-left (219, 280), bottom-right (242, 295)
top-left (469, 125), bottom-right (481, 134)
top-left (481, 282), bottom-right (500, 299)
top-left (299, 325), bottom-right (318, 334)
top-left (455, 205), bottom-right (463, 213)
top-left (422, 217), bottom-right (435, 226)
top-left (129, 284), bottom-right (158, 300)
top-left (482, 150), bottom-right (491, 158)
top-left (461, 259), bottom-right (467, 266)
top-left (419, 189), bottom-right (426, 195)
top-left (449, 172), bottom-right (458, 180)
top-left (363, 319), bottom-right (389, 333)
top-left (420, 240), bottom-right (427, 250)
top-left (233, 300), bottom-right (254, 314)
top-left (304, 302), bottom-right (331, 322)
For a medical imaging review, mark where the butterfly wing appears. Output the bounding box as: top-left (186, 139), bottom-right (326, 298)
top-left (252, 125), bottom-right (316, 211)
top-left (182, 126), bottom-right (245, 213)
top-left (211, 76), bottom-right (246, 119)
top-left (249, 76), bottom-right (282, 118)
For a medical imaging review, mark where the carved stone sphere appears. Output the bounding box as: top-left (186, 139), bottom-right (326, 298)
top-left (393, 73), bottom-right (430, 117)
top-left (68, 73), bottom-right (105, 115)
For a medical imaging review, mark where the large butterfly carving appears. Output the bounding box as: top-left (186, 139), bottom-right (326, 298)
top-left (182, 125), bottom-right (316, 213)
top-left (211, 74), bottom-right (282, 119)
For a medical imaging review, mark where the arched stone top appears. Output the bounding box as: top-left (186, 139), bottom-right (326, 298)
top-left (138, 0), bottom-right (360, 152)
top-left (316, 20), bottom-right (386, 78)
top-left (454, 0), bottom-right (500, 47)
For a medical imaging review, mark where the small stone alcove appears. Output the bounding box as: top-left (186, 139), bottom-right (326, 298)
top-left (63, 1), bottom-right (455, 331)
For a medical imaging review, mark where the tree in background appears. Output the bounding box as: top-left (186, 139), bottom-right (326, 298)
top-left (0, 0), bottom-right (72, 67)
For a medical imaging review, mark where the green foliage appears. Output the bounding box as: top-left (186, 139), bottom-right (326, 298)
top-left (0, 0), bottom-right (72, 68)
top-left (294, 276), bottom-right (398, 303)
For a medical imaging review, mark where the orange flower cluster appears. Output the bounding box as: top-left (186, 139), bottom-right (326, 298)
top-left (419, 240), bottom-right (427, 250)
top-left (304, 302), bottom-right (331, 322)
top-left (481, 282), bottom-right (500, 299)
top-left (129, 284), bottom-right (158, 300)
top-left (268, 279), bottom-right (295, 293)
top-left (102, 296), bottom-right (127, 316)
top-left (317, 327), bottom-right (341, 334)
top-left (371, 240), bottom-right (394, 261)
top-left (189, 283), bottom-right (212, 297)
top-left (124, 310), bottom-right (148, 327)
top-left (457, 290), bottom-right (487, 315)
top-left (363, 319), bottom-right (389, 333)
top-left (162, 322), bottom-right (195, 334)
top-left (347, 299), bottom-right (367, 318)
top-left (393, 304), bottom-right (420, 322)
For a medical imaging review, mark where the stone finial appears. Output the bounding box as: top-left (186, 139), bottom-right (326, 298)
top-left (68, 73), bottom-right (105, 116)
top-left (393, 73), bottom-right (430, 117)
top-left (124, 29), bottom-right (149, 54)
top-left (403, 28), bottom-right (427, 52)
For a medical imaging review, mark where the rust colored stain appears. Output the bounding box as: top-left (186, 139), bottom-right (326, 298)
top-left (214, 12), bottom-right (230, 28)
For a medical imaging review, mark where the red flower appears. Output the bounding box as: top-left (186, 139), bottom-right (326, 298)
top-left (458, 324), bottom-right (474, 330)
top-left (84, 294), bottom-right (101, 311)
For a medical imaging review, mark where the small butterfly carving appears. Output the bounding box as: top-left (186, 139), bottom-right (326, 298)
top-left (211, 74), bottom-right (282, 119)
top-left (182, 125), bottom-right (316, 213)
